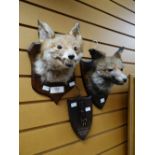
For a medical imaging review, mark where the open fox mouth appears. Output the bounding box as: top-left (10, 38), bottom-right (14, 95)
top-left (102, 76), bottom-right (126, 85)
top-left (55, 57), bottom-right (74, 68)
top-left (113, 80), bottom-right (124, 85)
top-left (111, 78), bottom-right (126, 85)
top-left (63, 58), bottom-right (76, 68)
top-left (65, 63), bottom-right (73, 68)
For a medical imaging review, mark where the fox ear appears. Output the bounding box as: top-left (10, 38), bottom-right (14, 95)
top-left (89, 48), bottom-right (105, 59)
top-left (69, 23), bottom-right (81, 37)
top-left (38, 20), bottom-right (55, 42)
top-left (114, 47), bottom-right (124, 58)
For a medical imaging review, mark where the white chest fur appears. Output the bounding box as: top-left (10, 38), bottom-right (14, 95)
top-left (34, 59), bottom-right (74, 83)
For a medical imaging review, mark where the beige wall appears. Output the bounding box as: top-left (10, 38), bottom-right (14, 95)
top-left (19, 0), bottom-right (135, 154)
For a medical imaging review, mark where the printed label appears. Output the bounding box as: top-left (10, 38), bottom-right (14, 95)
top-left (69, 81), bottom-right (75, 87)
top-left (50, 86), bottom-right (65, 94)
top-left (85, 106), bottom-right (91, 112)
top-left (71, 102), bottom-right (77, 108)
top-left (100, 98), bottom-right (105, 103)
top-left (42, 85), bottom-right (50, 92)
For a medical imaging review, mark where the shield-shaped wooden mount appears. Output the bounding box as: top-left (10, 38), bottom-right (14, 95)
top-left (80, 60), bottom-right (108, 109)
top-left (28, 42), bottom-right (76, 104)
top-left (67, 96), bottom-right (92, 140)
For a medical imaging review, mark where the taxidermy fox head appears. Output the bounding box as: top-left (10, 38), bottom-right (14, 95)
top-left (87, 47), bottom-right (127, 95)
top-left (34, 20), bottom-right (83, 83)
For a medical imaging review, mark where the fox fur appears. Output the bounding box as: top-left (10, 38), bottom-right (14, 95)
top-left (34, 21), bottom-right (83, 83)
top-left (85, 47), bottom-right (127, 96)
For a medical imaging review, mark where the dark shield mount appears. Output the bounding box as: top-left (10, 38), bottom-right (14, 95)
top-left (67, 96), bottom-right (93, 140)
top-left (28, 42), bottom-right (76, 104)
top-left (80, 59), bottom-right (108, 109)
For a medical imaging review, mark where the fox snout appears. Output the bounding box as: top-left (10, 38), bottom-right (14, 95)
top-left (111, 70), bottom-right (127, 85)
top-left (62, 48), bottom-right (83, 64)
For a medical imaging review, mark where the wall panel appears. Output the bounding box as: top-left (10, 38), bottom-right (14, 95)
top-left (24, 0), bottom-right (135, 36)
top-left (19, 0), bottom-right (134, 154)
top-left (77, 0), bottom-right (135, 24)
top-left (20, 115), bottom-right (127, 155)
top-left (19, 26), bottom-right (135, 63)
top-left (19, 1), bottom-right (135, 50)
top-left (20, 94), bottom-right (128, 130)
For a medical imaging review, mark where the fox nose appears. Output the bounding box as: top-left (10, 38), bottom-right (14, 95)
top-left (123, 78), bottom-right (127, 83)
top-left (68, 55), bottom-right (75, 60)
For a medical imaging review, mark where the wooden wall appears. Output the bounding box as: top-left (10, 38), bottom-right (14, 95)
top-left (19, 0), bottom-right (135, 154)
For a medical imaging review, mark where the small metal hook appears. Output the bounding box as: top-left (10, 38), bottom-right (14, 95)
top-left (93, 40), bottom-right (99, 49)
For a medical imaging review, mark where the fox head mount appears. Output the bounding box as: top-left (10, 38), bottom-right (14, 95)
top-left (80, 47), bottom-right (127, 109)
top-left (28, 21), bottom-right (83, 103)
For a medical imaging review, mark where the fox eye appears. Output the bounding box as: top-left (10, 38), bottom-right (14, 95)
top-left (108, 69), bottom-right (113, 72)
top-left (74, 46), bottom-right (78, 51)
top-left (57, 45), bottom-right (62, 49)
top-left (120, 68), bottom-right (123, 71)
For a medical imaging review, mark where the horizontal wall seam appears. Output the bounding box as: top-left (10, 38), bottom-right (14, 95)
top-left (19, 92), bottom-right (128, 104)
top-left (34, 124), bottom-right (127, 155)
top-left (19, 49), bottom-right (135, 65)
top-left (75, 0), bottom-right (134, 25)
top-left (20, 0), bottom-right (135, 38)
top-left (19, 23), bottom-right (135, 51)
top-left (32, 124), bottom-right (127, 155)
top-left (110, 0), bottom-right (135, 13)
top-left (20, 108), bottom-right (127, 132)
top-left (96, 141), bottom-right (127, 155)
